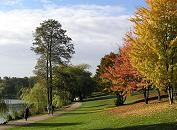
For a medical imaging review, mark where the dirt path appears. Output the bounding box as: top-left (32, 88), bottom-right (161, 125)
top-left (0, 102), bottom-right (81, 130)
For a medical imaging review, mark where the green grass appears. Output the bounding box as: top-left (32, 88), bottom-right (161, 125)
top-left (11, 94), bottom-right (177, 130)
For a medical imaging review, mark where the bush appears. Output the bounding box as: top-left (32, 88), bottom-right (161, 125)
top-left (7, 109), bottom-right (25, 120)
top-left (53, 95), bottom-right (63, 108)
top-left (6, 114), bottom-right (12, 121)
top-left (17, 110), bottom-right (25, 119)
top-left (10, 111), bottom-right (19, 120)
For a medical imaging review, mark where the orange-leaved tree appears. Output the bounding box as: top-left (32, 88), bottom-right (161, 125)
top-left (95, 52), bottom-right (117, 92)
top-left (101, 43), bottom-right (144, 105)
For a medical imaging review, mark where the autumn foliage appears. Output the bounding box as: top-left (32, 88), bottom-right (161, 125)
top-left (97, 0), bottom-right (177, 105)
top-left (127, 0), bottom-right (177, 104)
top-left (100, 43), bottom-right (141, 105)
top-left (95, 52), bottom-right (117, 92)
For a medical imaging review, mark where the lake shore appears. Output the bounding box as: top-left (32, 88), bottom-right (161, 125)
top-left (0, 102), bottom-right (81, 130)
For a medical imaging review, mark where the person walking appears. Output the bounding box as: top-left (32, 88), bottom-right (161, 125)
top-left (24, 106), bottom-right (29, 121)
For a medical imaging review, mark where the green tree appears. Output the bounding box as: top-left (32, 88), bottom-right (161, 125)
top-left (54, 64), bottom-right (96, 101)
top-left (21, 83), bottom-right (47, 113)
top-left (0, 78), bottom-right (7, 114)
top-left (0, 77), bottom-right (36, 99)
top-left (32, 19), bottom-right (75, 107)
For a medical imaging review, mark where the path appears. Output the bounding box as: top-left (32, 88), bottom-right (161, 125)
top-left (0, 102), bottom-right (81, 130)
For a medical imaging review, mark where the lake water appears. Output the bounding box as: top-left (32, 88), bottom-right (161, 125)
top-left (0, 99), bottom-right (25, 124)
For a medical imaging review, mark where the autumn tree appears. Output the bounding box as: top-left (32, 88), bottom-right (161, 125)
top-left (32, 19), bottom-right (75, 108)
top-left (95, 52), bottom-right (117, 92)
top-left (127, 0), bottom-right (177, 104)
top-left (101, 44), bottom-right (142, 105)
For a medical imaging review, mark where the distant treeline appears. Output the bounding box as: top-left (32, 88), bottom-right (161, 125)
top-left (0, 77), bottom-right (36, 99)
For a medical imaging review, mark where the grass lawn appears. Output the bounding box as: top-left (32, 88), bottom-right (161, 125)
top-left (11, 93), bottom-right (177, 130)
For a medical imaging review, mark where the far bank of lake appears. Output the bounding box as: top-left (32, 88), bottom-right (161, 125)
top-left (0, 99), bottom-right (25, 124)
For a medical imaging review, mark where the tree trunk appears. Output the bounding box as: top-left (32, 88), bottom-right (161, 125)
top-left (147, 87), bottom-right (149, 101)
top-left (123, 96), bottom-right (127, 103)
top-left (49, 33), bottom-right (53, 107)
top-left (143, 87), bottom-right (149, 104)
top-left (171, 87), bottom-right (173, 103)
top-left (169, 55), bottom-right (174, 104)
top-left (46, 46), bottom-right (50, 108)
top-left (115, 92), bottom-right (126, 106)
top-left (167, 86), bottom-right (173, 105)
top-left (156, 88), bottom-right (161, 102)
top-left (143, 88), bottom-right (147, 104)
top-left (49, 43), bottom-right (53, 106)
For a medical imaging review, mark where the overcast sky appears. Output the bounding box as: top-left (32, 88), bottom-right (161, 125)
top-left (0, 0), bottom-right (145, 77)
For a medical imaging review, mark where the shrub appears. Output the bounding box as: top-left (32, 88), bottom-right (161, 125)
top-left (6, 114), bottom-right (12, 121)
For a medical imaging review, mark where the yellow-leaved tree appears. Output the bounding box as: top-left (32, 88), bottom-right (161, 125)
top-left (126, 0), bottom-right (177, 104)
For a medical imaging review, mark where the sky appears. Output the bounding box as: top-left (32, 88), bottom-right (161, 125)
top-left (0, 0), bottom-right (146, 77)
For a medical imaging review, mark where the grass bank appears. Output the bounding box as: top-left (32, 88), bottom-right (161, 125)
top-left (11, 93), bottom-right (177, 130)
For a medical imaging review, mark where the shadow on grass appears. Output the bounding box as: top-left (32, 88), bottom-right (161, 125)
top-left (126, 94), bottom-right (168, 105)
top-left (93, 122), bottom-right (177, 130)
top-left (83, 94), bottom-right (168, 106)
top-left (62, 110), bottom-right (100, 116)
top-left (82, 104), bottom-right (108, 108)
top-left (87, 93), bottom-right (107, 98)
top-left (74, 109), bottom-right (105, 112)
top-left (27, 122), bottom-right (82, 128)
top-left (83, 95), bottom-right (116, 102)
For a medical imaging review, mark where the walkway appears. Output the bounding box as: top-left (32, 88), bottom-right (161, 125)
top-left (0, 102), bottom-right (81, 130)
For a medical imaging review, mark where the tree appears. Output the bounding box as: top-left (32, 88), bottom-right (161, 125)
top-left (95, 52), bottom-right (117, 92)
top-left (0, 77), bottom-right (36, 99)
top-left (53, 64), bottom-right (96, 101)
top-left (126, 0), bottom-right (177, 104)
top-left (101, 44), bottom-right (141, 105)
top-left (32, 19), bottom-right (75, 107)
top-left (0, 78), bottom-right (7, 115)
top-left (21, 83), bottom-right (47, 113)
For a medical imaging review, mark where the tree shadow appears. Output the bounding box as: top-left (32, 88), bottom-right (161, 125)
top-left (125, 94), bottom-right (168, 106)
top-left (62, 109), bottom-right (100, 116)
top-left (93, 122), bottom-right (177, 130)
top-left (87, 93), bottom-right (107, 98)
top-left (83, 95), bottom-right (116, 102)
top-left (82, 104), bottom-right (108, 108)
top-left (27, 122), bottom-right (83, 128)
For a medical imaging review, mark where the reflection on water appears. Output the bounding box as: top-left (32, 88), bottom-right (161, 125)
top-left (0, 99), bottom-right (25, 124)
